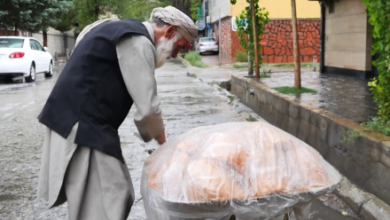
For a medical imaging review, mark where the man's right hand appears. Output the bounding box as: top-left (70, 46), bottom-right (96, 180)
top-left (155, 132), bottom-right (166, 145)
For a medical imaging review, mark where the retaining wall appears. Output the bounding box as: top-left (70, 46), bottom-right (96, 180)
top-left (231, 74), bottom-right (390, 205)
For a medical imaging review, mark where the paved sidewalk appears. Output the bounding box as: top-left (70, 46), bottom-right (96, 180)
top-left (188, 61), bottom-right (377, 124)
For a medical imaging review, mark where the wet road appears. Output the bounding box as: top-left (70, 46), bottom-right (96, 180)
top-left (0, 60), bottom-right (358, 220)
top-left (201, 54), bottom-right (220, 65)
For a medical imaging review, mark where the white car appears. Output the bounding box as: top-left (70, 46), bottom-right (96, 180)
top-left (0, 36), bottom-right (53, 82)
top-left (195, 37), bottom-right (219, 55)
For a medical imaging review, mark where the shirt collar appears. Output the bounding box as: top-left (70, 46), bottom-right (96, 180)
top-left (142, 22), bottom-right (155, 44)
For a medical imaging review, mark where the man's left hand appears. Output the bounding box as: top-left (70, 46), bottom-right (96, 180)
top-left (155, 132), bottom-right (166, 145)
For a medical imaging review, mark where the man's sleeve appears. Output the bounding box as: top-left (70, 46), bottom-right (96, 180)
top-left (116, 35), bottom-right (164, 142)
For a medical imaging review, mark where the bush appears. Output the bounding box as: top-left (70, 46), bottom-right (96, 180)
top-left (362, 117), bottom-right (390, 136)
top-left (184, 51), bottom-right (202, 64)
top-left (364, 0), bottom-right (390, 120)
top-left (235, 51), bottom-right (248, 62)
top-left (193, 60), bottom-right (207, 68)
top-left (184, 52), bottom-right (208, 68)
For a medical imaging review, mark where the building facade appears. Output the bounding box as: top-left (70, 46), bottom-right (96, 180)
top-left (314, 0), bottom-right (374, 78)
top-left (199, 0), bottom-right (322, 63)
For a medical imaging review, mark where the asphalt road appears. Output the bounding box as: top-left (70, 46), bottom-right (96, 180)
top-left (0, 60), bottom-right (359, 220)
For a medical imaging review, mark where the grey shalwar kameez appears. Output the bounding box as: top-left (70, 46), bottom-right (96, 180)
top-left (37, 20), bottom-right (164, 220)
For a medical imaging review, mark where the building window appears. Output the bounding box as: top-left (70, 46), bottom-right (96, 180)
top-left (329, 0), bottom-right (335, 14)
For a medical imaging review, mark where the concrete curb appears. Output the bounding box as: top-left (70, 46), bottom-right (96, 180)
top-left (335, 177), bottom-right (390, 220)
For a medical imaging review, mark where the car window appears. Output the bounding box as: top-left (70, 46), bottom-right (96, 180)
top-left (30, 40), bottom-right (39, 50)
top-left (0, 38), bottom-right (24, 48)
top-left (34, 40), bottom-right (45, 51)
top-left (200, 38), bottom-right (216, 42)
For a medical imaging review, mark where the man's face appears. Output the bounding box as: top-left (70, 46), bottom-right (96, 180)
top-left (154, 25), bottom-right (188, 68)
top-left (171, 37), bottom-right (188, 58)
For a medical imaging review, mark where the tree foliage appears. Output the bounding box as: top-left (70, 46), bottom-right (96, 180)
top-left (0, 0), bottom-right (73, 32)
top-left (123, 0), bottom-right (201, 22)
top-left (363, 0), bottom-right (390, 121)
top-left (0, 0), bottom-right (201, 33)
top-left (171, 0), bottom-right (202, 20)
top-left (231, 0), bottom-right (269, 66)
top-left (73, 0), bottom-right (129, 30)
top-left (122, 0), bottom-right (171, 21)
top-left (54, 3), bottom-right (77, 32)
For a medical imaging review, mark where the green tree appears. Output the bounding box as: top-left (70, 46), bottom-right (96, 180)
top-left (0, 0), bottom-right (73, 32)
top-left (363, 0), bottom-right (390, 121)
top-left (54, 4), bottom-right (77, 32)
top-left (123, 0), bottom-right (201, 22)
top-left (171, 0), bottom-right (202, 20)
top-left (231, 0), bottom-right (269, 76)
top-left (74, 0), bottom-right (129, 30)
top-left (122, 0), bottom-right (171, 21)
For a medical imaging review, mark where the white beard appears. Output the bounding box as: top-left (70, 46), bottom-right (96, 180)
top-left (155, 33), bottom-right (181, 69)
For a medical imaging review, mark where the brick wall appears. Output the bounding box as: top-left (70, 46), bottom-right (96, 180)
top-left (214, 17), bottom-right (240, 63)
top-left (216, 17), bottom-right (321, 63)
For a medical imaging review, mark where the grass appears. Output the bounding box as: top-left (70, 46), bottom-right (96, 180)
top-left (340, 129), bottom-right (362, 145)
top-left (362, 117), bottom-right (390, 136)
top-left (184, 51), bottom-right (208, 68)
top-left (246, 115), bottom-right (258, 122)
top-left (273, 86), bottom-right (317, 94)
top-left (227, 95), bottom-right (235, 102)
top-left (235, 51), bottom-right (248, 62)
top-left (260, 69), bottom-right (272, 78)
top-left (263, 62), bottom-right (320, 68)
top-left (233, 64), bottom-right (248, 69)
top-left (233, 62), bottom-right (319, 69)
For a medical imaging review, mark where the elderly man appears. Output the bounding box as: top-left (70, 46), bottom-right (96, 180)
top-left (36, 6), bottom-right (197, 220)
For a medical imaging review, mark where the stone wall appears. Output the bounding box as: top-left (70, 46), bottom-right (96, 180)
top-left (231, 74), bottom-right (390, 205)
top-left (217, 17), bottom-right (320, 63)
top-left (261, 19), bottom-right (320, 63)
top-left (32, 27), bottom-right (75, 58)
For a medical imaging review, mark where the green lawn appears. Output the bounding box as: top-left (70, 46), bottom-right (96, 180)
top-left (233, 64), bottom-right (249, 69)
top-left (233, 62), bottom-right (319, 69)
top-left (273, 86), bottom-right (317, 94)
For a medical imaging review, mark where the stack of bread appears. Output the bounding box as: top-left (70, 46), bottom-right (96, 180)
top-left (144, 122), bottom-right (341, 204)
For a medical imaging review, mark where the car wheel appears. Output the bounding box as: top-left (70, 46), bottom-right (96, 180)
top-left (25, 63), bottom-right (36, 82)
top-left (45, 61), bottom-right (53, 78)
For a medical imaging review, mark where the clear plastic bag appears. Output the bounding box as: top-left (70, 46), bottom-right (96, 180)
top-left (141, 122), bottom-right (341, 220)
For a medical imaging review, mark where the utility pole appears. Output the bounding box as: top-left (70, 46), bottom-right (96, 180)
top-left (209, 0), bottom-right (212, 37)
top-left (291, 0), bottom-right (301, 88)
top-left (219, 8), bottom-right (221, 65)
top-left (250, 0), bottom-right (260, 78)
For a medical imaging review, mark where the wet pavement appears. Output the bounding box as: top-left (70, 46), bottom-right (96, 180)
top-left (0, 60), bottom-right (359, 220)
top-left (193, 57), bottom-right (377, 124)
top-left (254, 71), bottom-right (378, 124)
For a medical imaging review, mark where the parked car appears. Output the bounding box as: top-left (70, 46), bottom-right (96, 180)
top-left (195, 37), bottom-right (219, 55)
top-left (0, 36), bottom-right (53, 82)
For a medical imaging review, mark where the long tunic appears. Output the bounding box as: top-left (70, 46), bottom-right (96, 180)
top-left (37, 20), bottom-right (162, 220)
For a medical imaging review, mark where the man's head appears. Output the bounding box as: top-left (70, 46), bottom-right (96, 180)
top-left (150, 6), bottom-right (197, 68)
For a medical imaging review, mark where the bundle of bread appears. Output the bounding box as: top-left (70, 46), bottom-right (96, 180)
top-left (144, 122), bottom-right (341, 203)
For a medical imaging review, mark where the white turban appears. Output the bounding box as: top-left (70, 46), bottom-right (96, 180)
top-left (151, 6), bottom-right (198, 43)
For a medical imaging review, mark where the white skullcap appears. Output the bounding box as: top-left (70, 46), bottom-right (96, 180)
top-left (151, 6), bottom-right (198, 43)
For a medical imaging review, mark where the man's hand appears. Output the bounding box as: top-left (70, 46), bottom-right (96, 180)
top-left (155, 132), bottom-right (166, 145)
